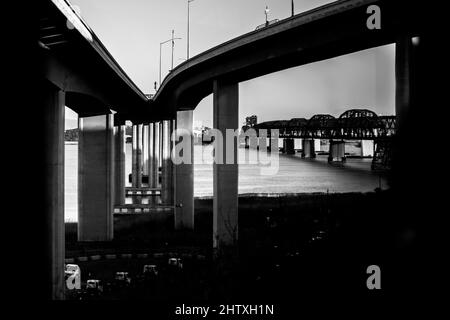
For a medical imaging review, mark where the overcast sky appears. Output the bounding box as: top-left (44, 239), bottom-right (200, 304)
top-left (66, 0), bottom-right (395, 129)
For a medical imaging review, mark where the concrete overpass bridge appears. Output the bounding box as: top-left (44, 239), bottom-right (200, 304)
top-left (38, 0), bottom-right (423, 299)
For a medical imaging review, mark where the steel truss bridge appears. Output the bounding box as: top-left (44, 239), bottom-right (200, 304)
top-left (249, 109), bottom-right (396, 170)
top-left (252, 109), bottom-right (396, 140)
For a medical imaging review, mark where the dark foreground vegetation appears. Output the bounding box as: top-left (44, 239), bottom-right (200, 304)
top-left (65, 191), bottom-right (416, 304)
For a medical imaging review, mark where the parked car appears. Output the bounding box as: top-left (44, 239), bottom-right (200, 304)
top-left (168, 258), bottom-right (183, 269)
top-left (114, 271), bottom-right (131, 286)
top-left (86, 279), bottom-right (103, 295)
top-left (143, 264), bottom-right (158, 277)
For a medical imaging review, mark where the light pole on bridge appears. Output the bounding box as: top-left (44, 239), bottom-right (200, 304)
top-left (159, 30), bottom-right (182, 87)
top-left (187, 0), bottom-right (195, 60)
top-left (265, 6), bottom-right (270, 26)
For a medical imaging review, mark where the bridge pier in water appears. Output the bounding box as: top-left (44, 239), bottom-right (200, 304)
top-left (302, 139), bottom-right (316, 158)
top-left (328, 140), bottom-right (346, 162)
top-left (360, 140), bottom-right (374, 157)
top-left (175, 110), bottom-right (194, 230)
top-left (283, 138), bottom-right (295, 154)
top-left (78, 114), bottom-right (114, 241)
top-left (213, 80), bottom-right (239, 251)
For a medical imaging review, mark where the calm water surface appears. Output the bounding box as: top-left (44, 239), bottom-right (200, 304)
top-left (64, 142), bottom-right (387, 222)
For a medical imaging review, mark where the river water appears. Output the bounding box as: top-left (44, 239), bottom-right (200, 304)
top-left (64, 142), bottom-right (387, 222)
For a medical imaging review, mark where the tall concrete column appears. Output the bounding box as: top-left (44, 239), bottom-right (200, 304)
top-left (154, 122), bottom-right (161, 187)
top-left (78, 114), bottom-right (114, 241)
top-left (42, 81), bottom-right (65, 300)
top-left (114, 125), bottom-right (126, 205)
top-left (131, 125), bottom-right (138, 187)
top-left (161, 120), bottom-right (174, 204)
top-left (395, 36), bottom-right (413, 133)
top-left (159, 122), bottom-right (163, 172)
top-left (147, 123), bottom-right (156, 188)
top-left (258, 135), bottom-right (268, 151)
top-left (136, 124), bottom-right (143, 188)
top-left (175, 110), bottom-right (194, 230)
top-left (213, 80), bottom-right (239, 249)
top-left (328, 140), bottom-right (346, 162)
top-left (143, 124), bottom-right (149, 177)
top-left (302, 139), bottom-right (316, 158)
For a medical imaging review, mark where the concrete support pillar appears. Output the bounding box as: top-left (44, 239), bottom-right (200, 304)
top-left (395, 36), bottom-right (413, 133)
top-left (284, 138), bottom-right (295, 154)
top-left (78, 114), bottom-right (114, 241)
top-left (361, 140), bottom-right (374, 157)
top-left (161, 120), bottom-right (174, 205)
top-left (328, 140), bottom-right (346, 162)
top-left (314, 139), bottom-right (321, 152)
top-left (258, 136), bottom-right (268, 151)
top-left (175, 110), bottom-right (194, 230)
top-left (250, 134), bottom-right (258, 149)
top-left (159, 122), bottom-right (163, 173)
top-left (154, 122), bottom-right (161, 187)
top-left (114, 125), bottom-right (126, 205)
top-left (143, 125), bottom-right (149, 177)
top-left (147, 123), bottom-right (156, 188)
top-left (131, 125), bottom-right (138, 187)
top-left (131, 124), bottom-right (143, 188)
top-left (302, 139), bottom-right (316, 158)
top-left (244, 136), bottom-right (249, 149)
top-left (269, 130), bottom-right (279, 153)
top-left (136, 124), bottom-right (143, 188)
top-left (213, 80), bottom-right (239, 249)
top-left (294, 138), bottom-right (302, 151)
top-left (42, 82), bottom-right (65, 300)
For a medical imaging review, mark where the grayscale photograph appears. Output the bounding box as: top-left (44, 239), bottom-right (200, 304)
top-left (14, 0), bottom-right (440, 315)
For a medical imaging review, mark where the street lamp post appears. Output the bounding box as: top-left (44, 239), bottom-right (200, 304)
top-left (159, 30), bottom-right (181, 86)
top-left (265, 6), bottom-right (270, 26)
top-left (187, 0), bottom-right (195, 60)
top-left (291, 0), bottom-right (294, 17)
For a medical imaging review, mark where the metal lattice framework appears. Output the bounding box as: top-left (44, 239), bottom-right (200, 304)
top-left (253, 108), bottom-right (396, 140)
top-left (337, 109), bottom-right (379, 139)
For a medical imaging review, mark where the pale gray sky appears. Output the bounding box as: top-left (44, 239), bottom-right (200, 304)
top-left (66, 0), bottom-right (395, 129)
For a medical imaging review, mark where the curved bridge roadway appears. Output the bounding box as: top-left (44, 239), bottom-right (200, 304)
top-left (150, 0), bottom-right (421, 118)
top-left (148, 0), bottom-right (422, 254)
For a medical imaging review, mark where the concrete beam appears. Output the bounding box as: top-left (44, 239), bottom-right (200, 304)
top-left (42, 81), bottom-right (65, 300)
top-left (175, 110), bottom-right (194, 230)
top-left (213, 80), bottom-right (239, 249)
top-left (78, 114), bottom-right (114, 241)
